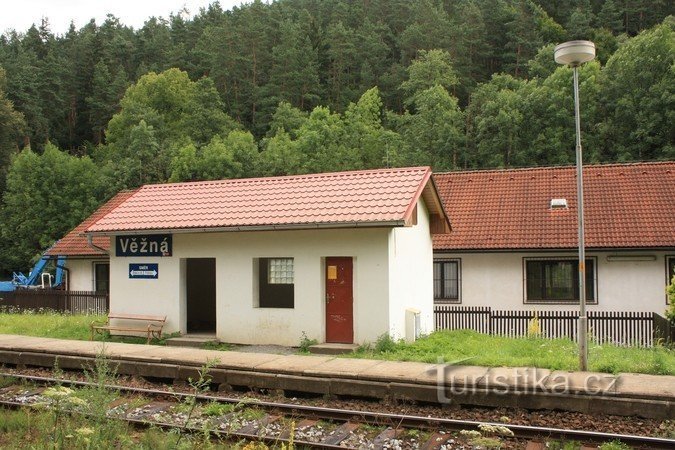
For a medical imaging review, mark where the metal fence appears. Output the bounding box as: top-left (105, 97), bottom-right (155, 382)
top-left (434, 305), bottom-right (667, 347)
top-left (0, 289), bottom-right (109, 315)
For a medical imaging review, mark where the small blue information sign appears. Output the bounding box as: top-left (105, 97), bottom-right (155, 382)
top-left (129, 263), bottom-right (158, 279)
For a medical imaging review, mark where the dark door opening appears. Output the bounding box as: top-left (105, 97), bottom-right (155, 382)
top-left (186, 258), bottom-right (216, 333)
top-left (94, 263), bottom-right (109, 293)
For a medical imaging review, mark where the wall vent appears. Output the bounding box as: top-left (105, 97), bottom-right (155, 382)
top-left (550, 198), bottom-right (568, 209)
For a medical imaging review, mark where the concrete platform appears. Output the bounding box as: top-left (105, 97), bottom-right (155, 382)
top-left (308, 343), bottom-right (359, 355)
top-left (0, 334), bottom-right (673, 419)
top-left (165, 335), bottom-right (219, 348)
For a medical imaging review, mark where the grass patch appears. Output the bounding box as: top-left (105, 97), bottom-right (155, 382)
top-left (201, 341), bottom-right (232, 351)
top-left (0, 311), bottom-right (176, 345)
top-left (350, 330), bottom-right (675, 375)
top-left (0, 310), bottom-right (98, 340)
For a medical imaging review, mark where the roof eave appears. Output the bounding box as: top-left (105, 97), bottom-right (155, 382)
top-left (402, 168), bottom-right (451, 233)
top-left (84, 220), bottom-right (408, 236)
top-left (433, 245), bottom-right (675, 253)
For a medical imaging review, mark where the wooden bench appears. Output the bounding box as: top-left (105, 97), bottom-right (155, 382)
top-left (90, 313), bottom-right (166, 344)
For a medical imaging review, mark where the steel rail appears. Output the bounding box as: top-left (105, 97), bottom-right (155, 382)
top-left (1, 371), bottom-right (673, 449)
top-left (0, 397), bottom-right (353, 450)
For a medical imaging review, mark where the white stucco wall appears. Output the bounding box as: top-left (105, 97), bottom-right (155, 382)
top-left (388, 199), bottom-right (434, 340)
top-left (109, 228), bottom-right (397, 346)
top-left (434, 250), bottom-right (673, 313)
top-left (65, 258), bottom-right (106, 291)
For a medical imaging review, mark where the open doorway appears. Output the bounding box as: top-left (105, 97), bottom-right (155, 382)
top-left (186, 258), bottom-right (216, 333)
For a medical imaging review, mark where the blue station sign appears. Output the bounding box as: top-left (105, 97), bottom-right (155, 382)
top-left (129, 263), bottom-right (159, 279)
top-left (116, 235), bottom-right (172, 257)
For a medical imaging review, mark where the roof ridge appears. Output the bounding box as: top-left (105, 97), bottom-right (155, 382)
top-left (139, 166), bottom-right (431, 190)
top-left (434, 160), bottom-right (675, 176)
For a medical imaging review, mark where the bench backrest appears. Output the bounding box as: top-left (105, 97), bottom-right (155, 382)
top-left (108, 313), bottom-right (166, 323)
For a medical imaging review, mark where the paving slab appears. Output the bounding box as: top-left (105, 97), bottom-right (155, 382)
top-left (358, 360), bottom-right (435, 384)
top-left (203, 350), bottom-right (284, 370)
top-left (84, 342), bottom-right (166, 360)
top-left (125, 346), bottom-right (218, 364)
top-left (0, 335), bottom-right (60, 351)
top-left (615, 373), bottom-right (675, 398)
top-left (303, 357), bottom-right (384, 378)
top-left (544, 370), bottom-right (617, 395)
top-left (482, 367), bottom-right (551, 392)
top-left (12, 337), bottom-right (97, 355)
top-left (434, 364), bottom-right (490, 388)
top-left (40, 340), bottom-right (102, 356)
top-left (254, 354), bottom-right (334, 374)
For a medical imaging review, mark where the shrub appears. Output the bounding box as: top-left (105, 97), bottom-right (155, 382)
top-left (374, 333), bottom-right (398, 353)
top-left (298, 331), bottom-right (318, 353)
top-left (666, 275), bottom-right (675, 322)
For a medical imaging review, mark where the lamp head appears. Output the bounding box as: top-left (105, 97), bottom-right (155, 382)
top-left (554, 40), bottom-right (595, 67)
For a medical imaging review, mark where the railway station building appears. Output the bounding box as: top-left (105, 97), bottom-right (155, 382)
top-left (81, 167), bottom-right (449, 346)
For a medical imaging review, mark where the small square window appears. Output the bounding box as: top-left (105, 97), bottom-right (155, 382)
top-left (269, 258), bottom-right (294, 284)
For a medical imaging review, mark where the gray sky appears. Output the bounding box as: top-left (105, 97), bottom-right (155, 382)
top-left (1, 0), bottom-right (249, 35)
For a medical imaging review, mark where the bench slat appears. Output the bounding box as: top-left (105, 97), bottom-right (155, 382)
top-left (108, 313), bottom-right (166, 322)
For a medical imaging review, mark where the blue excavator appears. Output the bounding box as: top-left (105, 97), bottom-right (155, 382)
top-left (0, 253), bottom-right (66, 292)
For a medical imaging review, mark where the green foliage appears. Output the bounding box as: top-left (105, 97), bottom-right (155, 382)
top-left (299, 331), bottom-right (318, 353)
top-left (396, 84), bottom-right (465, 170)
top-left (202, 401), bottom-right (235, 417)
top-left (598, 441), bottom-right (631, 450)
top-left (598, 17), bottom-right (675, 162)
top-left (0, 68), bottom-right (25, 192)
top-left (0, 144), bottom-right (107, 271)
top-left (373, 333), bottom-right (398, 353)
top-left (169, 130), bottom-right (260, 182)
top-left (103, 68), bottom-right (238, 187)
top-left (174, 358), bottom-right (219, 447)
top-left (666, 275), bottom-right (675, 322)
top-left (350, 329), bottom-right (675, 375)
top-left (400, 49), bottom-right (459, 105)
top-left (0, 311), bottom-right (103, 340)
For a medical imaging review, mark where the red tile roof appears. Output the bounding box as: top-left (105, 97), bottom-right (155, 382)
top-left (433, 162), bottom-right (675, 251)
top-left (86, 167), bottom-right (447, 234)
top-left (46, 190), bottom-right (137, 256)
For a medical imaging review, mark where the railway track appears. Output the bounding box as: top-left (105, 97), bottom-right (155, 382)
top-left (1, 371), bottom-right (673, 449)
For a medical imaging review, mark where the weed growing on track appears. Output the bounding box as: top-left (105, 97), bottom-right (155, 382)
top-left (175, 358), bottom-right (220, 448)
top-left (598, 441), bottom-right (632, 450)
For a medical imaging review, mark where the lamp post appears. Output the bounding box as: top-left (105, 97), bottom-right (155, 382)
top-left (554, 40), bottom-right (595, 371)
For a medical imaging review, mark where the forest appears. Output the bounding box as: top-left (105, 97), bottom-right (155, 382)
top-left (0, 0), bottom-right (673, 273)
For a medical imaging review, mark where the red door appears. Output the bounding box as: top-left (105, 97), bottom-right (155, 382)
top-left (325, 257), bottom-right (353, 343)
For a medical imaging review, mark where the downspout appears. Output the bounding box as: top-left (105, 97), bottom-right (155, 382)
top-left (86, 235), bottom-right (109, 255)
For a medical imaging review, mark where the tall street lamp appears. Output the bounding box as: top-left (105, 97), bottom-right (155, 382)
top-left (554, 40), bottom-right (595, 371)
